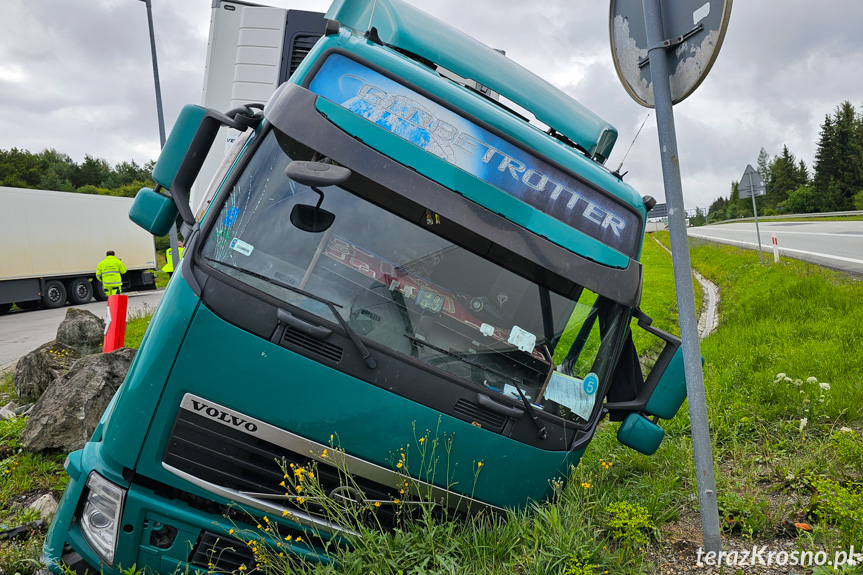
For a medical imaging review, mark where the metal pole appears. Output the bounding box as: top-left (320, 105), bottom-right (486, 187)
top-left (141, 0), bottom-right (179, 274)
top-left (642, 0), bottom-right (721, 553)
top-left (749, 173), bottom-right (764, 264)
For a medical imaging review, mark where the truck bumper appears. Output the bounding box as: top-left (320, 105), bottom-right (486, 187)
top-left (43, 440), bottom-right (322, 575)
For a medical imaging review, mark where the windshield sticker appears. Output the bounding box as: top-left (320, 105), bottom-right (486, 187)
top-left (230, 238), bottom-right (254, 256)
top-left (583, 372), bottom-right (599, 396)
top-left (544, 372), bottom-right (598, 421)
top-left (223, 206), bottom-right (241, 227)
top-left (308, 53), bottom-right (640, 257)
top-left (507, 325), bottom-right (537, 353)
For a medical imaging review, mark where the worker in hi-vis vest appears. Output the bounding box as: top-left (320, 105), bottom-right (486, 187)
top-left (162, 242), bottom-right (184, 278)
top-left (96, 250), bottom-right (127, 296)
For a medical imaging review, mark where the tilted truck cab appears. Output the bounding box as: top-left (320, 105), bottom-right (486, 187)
top-left (44, 0), bottom-right (688, 572)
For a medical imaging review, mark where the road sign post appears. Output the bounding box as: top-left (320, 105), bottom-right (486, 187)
top-left (738, 164), bottom-right (767, 264)
top-left (611, 0), bottom-right (732, 554)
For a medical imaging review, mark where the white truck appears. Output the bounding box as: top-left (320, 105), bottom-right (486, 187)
top-left (0, 187), bottom-right (157, 312)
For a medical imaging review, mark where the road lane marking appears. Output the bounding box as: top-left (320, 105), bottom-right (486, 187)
top-left (687, 233), bottom-right (863, 266)
top-left (703, 227), bottom-right (863, 238)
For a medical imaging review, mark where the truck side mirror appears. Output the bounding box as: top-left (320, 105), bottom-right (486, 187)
top-left (604, 309), bottom-right (690, 454)
top-left (149, 104), bottom-right (264, 230)
top-left (129, 187), bottom-right (178, 237)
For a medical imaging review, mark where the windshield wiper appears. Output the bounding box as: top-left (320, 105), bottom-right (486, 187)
top-left (204, 257), bottom-right (376, 369)
top-left (404, 335), bottom-right (548, 439)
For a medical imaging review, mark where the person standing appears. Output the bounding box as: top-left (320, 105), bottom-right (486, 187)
top-left (96, 250), bottom-right (127, 296)
top-left (161, 241), bottom-right (184, 278)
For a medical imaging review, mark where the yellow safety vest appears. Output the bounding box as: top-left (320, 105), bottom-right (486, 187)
top-left (96, 256), bottom-right (127, 290)
top-left (162, 247), bottom-right (185, 273)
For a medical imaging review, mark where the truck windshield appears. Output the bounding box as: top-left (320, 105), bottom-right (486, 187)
top-left (200, 130), bottom-right (629, 424)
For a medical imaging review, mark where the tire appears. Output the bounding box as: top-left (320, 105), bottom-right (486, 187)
top-left (42, 279), bottom-right (67, 309)
top-left (0, 302), bottom-right (12, 314)
top-left (93, 280), bottom-right (108, 302)
top-left (68, 277), bottom-right (94, 305)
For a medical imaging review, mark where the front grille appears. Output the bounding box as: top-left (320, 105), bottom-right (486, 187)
top-left (453, 399), bottom-right (507, 432)
top-left (163, 408), bottom-right (400, 528)
top-left (289, 35), bottom-right (321, 76)
top-left (280, 327), bottom-right (343, 363)
top-left (189, 531), bottom-right (256, 573)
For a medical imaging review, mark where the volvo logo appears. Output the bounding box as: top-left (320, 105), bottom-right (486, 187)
top-left (328, 485), bottom-right (366, 505)
top-left (190, 399), bottom-right (259, 433)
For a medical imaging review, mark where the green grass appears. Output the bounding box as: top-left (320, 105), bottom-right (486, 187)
top-left (125, 307), bottom-right (155, 349)
top-left (235, 233), bottom-right (863, 574)
top-left (5, 233), bottom-right (863, 574)
top-left (712, 214), bottom-right (863, 224)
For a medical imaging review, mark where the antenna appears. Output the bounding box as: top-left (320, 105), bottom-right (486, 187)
top-left (366, 0), bottom-right (378, 33)
top-left (614, 113), bottom-right (650, 176)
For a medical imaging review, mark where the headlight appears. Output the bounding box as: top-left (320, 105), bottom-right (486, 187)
top-left (80, 472), bottom-right (126, 565)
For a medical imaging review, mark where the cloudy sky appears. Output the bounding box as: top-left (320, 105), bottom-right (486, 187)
top-left (2, 0), bottom-right (861, 210)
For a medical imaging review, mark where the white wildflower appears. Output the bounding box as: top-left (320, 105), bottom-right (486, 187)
top-left (819, 382), bottom-right (831, 390)
top-left (799, 417), bottom-right (808, 431)
top-left (774, 372), bottom-right (787, 383)
top-left (794, 378), bottom-right (803, 386)
top-left (840, 427), bottom-right (854, 433)
top-left (806, 376), bottom-right (818, 384)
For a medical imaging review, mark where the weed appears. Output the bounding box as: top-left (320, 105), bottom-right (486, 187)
top-left (810, 476), bottom-right (863, 549)
top-left (603, 501), bottom-right (654, 552)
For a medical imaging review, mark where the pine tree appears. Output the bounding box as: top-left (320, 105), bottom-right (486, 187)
top-left (813, 102), bottom-right (863, 211)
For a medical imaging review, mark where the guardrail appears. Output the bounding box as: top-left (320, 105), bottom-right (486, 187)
top-left (710, 210), bottom-right (863, 224)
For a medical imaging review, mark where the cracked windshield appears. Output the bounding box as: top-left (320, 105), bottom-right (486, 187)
top-left (201, 131), bottom-right (628, 423)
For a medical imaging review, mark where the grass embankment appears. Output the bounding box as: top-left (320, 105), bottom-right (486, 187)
top-left (0, 312), bottom-right (154, 573)
top-left (711, 214), bottom-right (863, 224)
top-left (3, 235), bottom-right (863, 574)
top-left (244, 234), bottom-right (863, 574)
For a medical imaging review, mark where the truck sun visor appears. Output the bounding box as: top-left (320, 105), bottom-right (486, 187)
top-left (307, 54), bottom-right (641, 258)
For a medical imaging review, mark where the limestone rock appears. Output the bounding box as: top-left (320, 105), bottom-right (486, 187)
top-left (20, 348), bottom-right (137, 453)
top-left (0, 401), bottom-right (19, 420)
top-left (13, 341), bottom-right (81, 403)
top-left (28, 493), bottom-right (59, 520)
top-left (56, 308), bottom-right (105, 356)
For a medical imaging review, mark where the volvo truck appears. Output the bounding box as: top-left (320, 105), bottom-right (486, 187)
top-left (44, 0), bottom-right (688, 572)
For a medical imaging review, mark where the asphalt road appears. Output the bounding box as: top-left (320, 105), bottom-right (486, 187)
top-left (0, 290), bottom-right (165, 371)
top-left (687, 220), bottom-right (863, 275)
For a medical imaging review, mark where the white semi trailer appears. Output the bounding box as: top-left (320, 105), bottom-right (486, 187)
top-left (0, 187), bottom-right (157, 312)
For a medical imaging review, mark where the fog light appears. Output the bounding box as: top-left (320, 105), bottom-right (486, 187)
top-left (80, 472), bottom-right (126, 566)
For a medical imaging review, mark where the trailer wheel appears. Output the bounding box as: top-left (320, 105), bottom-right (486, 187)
top-left (42, 280), bottom-right (67, 309)
top-left (68, 277), bottom-right (94, 305)
top-left (93, 280), bottom-right (108, 302)
top-left (0, 303), bottom-right (12, 314)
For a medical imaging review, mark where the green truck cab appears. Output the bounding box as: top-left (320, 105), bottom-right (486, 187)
top-left (44, 0), bottom-right (688, 572)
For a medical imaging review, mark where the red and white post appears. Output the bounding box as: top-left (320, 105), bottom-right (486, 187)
top-left (771, 234), bottom-right (780, 263)
top-left (103, 294), bottom-right (128, 352)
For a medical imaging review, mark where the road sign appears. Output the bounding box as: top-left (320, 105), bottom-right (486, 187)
top-left (739, 164), bottom-right (766, 263)
top-left (650, 202), bottom-right (668, 217)
top-left (609, 0), bottom-right (733, 554)
top-left (610, 0), bottom-right (733, 107)
top-left (738, 164), bottom-right (766, 199)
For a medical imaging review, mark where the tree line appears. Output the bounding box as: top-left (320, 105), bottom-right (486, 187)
top-left (0, 147), bottom-right (155, 197)
top-left (705, 100), bottom-right (863, 224)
